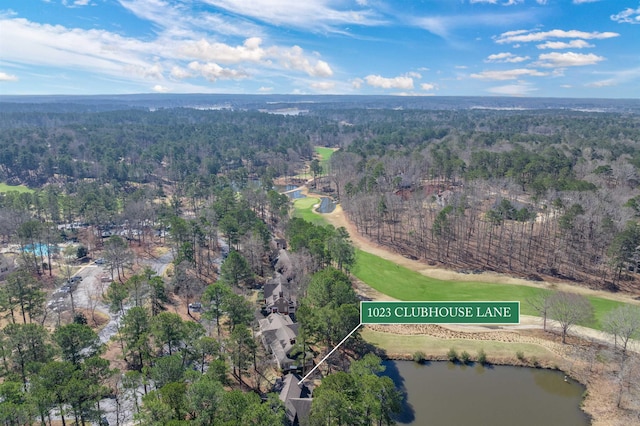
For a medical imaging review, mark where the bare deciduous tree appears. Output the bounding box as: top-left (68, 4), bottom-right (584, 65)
top-left (548, 291), bottom-right (594, 344)
top-left (526, 291), bottom-right (553, 331)
top-left (603, 305), bottom-right (640, 353)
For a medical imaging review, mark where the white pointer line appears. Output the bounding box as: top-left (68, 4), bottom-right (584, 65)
top-left (297, 322), bottom-right (362, 385)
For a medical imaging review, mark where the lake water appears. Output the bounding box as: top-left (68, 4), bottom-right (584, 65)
top-left (383, 360), bottom-right (589, 426)
top-left (316, 197), bottom-right (336, 213)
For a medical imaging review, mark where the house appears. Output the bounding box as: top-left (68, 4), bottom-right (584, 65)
top-left (276, 373), bottom-right (312, 426)
top-left (258, 313), bottom-right (311, 372)
top-left (263, 280), bottom-right (297, 315)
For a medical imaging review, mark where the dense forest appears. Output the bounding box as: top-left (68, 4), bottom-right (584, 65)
top-left (1, 97), bottom-right (640, 424)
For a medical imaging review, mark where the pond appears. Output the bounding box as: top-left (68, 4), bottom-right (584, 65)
top-left (383, 360), bottom-right (589, 426)
top-left (275, 185), bottom-right (306, 199)
top-left (316, 197), bottom-right (336, 213)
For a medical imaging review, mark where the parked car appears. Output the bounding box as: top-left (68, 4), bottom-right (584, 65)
top-left (188, 303), bottom-right (202, 312)
top-left (94, 258), bottom-right (105, 265)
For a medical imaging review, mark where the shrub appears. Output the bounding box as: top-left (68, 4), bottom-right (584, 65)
top-left (77, 245), bottom-right (88, 259)
top-left (516, 350), bottom-right (525, 361)
top-left (73, 312), bottom-right (88, 325)
top-left (447, 348), bottom-right (458, 362)
top-left (412, 351), bottom-right (427, 364)
top-left (477, 348), bottom-right (487, 365)
top-left (460, 351), bottom-right (471, 364)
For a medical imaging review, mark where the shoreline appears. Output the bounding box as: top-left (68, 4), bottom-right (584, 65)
top-left (360, 324), bottom-right (637, 425)
top-left (291, 183), bottom-right (640, 424)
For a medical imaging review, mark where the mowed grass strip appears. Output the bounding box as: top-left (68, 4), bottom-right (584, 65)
top-left (290, 193), bottom-right (626, 330)
top-left (292, 196), bottom-right (327, 225)
top-left (314, 146), bottom-right (336, 172)
top-left (352, 249), bottom-right (624, 330)
top-left (0, 183), bottom-right (34, 193)
top-left (361, 328), bottom-right (559, 361)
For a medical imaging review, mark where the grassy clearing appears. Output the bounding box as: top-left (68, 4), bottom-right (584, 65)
top-left (290, 190), bottom-right (624, 330)
top-left (292, 196), bottom-right (328, 225)
top-left (0, 183), bottom-right (34, 193)
top-left (352, 249), bottom-right (624, 330)
top-left (362, 328), bottom-right (558, 361)
top-left (314, 146), bottom-right (336, 172)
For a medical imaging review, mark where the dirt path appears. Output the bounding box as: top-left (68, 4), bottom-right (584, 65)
top-left (311, 192), bottom-right (640, 306)
top-left (302, 188), bottom-right (640, 349)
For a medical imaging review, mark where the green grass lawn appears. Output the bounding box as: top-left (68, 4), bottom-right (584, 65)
top-left (0, 183), bottom-right (34, 193)
top-left (361, 329), bottom-right (558, 361)
top-left (290, 188), bottom-right (626, 331)
top-left (352, 249), bottom-right (624, 330)
top-left (292, 196), bottom-right (328, 226)
top-left (314, 146), bottom-right (336, 172)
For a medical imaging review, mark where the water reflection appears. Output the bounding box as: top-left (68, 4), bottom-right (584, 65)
top-left (383, 360), bottom-right (589, 426)
top-left (316, 197), bottom-right (336, 213)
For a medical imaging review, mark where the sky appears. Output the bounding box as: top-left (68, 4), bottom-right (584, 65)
top-left (1, 0), bottom-right (639, 97)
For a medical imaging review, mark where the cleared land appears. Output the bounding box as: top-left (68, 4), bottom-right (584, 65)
top-left (0, 182), bottom-right (34, 193)
top-left (293, 188), bottom-right (628, 331)
top-left (314, 146), bottom-right (336, 171)
top-left (353, 249), bottom-right (626, 330)
top-left (361, 328), bottom-right (559, 362)
top-left (292, 196), bottom-right (325, 225)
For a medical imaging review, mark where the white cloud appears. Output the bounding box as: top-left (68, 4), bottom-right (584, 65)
top-left (310, 81), bottom-right (336, 91)
top-left (414, 11), bottom-right (534, 40)
top-left (536, 52), bottom-right (604, 67)
top-left (152, 84), bottom-right (170, 92)
top-left (536, 0), bottom-right (548, 4)
top-left (187, 61), bottom-right (248, 81)
top-left (178, 37), bottom-right (266, 64)
top-left (0, 72), bottom-right (18, 82)
top-left (586, 79), bottom-right (615, 87)
top-left (1, 18), bottom-right (165, 81)
top-left (586, 66), bottom-right (640, 88)
top-left (364, 74), bottom-right (414, 89)
top-left (611, 7), bottom-right (640, 24)
top-left (275, 46), bottom-right (333, 77)
top-left (495, 29), bottom-right (619, 44)
top-left (573, 0), bottom-right (601, 4)
top-left (118, 0), bottom-right (264, 39)
top-left (258, 86), bottom-right (273, 92)
top-left (485, 52), bottom-right (530, 63)
top-left (487, 83), bottom-right (537, 96)
top-left (470, 68), bottom-right (547, 80)
top-left (470, 0), bottom-right (525, 4)
top-left (536, 40), bottom-right (594, 49)
top-left (351, 78), bottom-right (364, 89)
top-left (62, 0), bottom-right (91, 7)
top-left (421, 82), bottom-right (437, 91)
top-left (170, 66), bottom-right (191, 79)
top-left (1, 16), bottom-right (335, 88)
top-left (200, 0), bottom-right (385, 33)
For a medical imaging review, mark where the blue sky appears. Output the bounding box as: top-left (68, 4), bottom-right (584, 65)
top-left (1, 0), bottom-right (639, 97)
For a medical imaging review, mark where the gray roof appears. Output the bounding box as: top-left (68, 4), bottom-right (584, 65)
top-left (259, 313), bottom-right (299, 370)
top-left (278, 374), bottom-right (312, 425)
